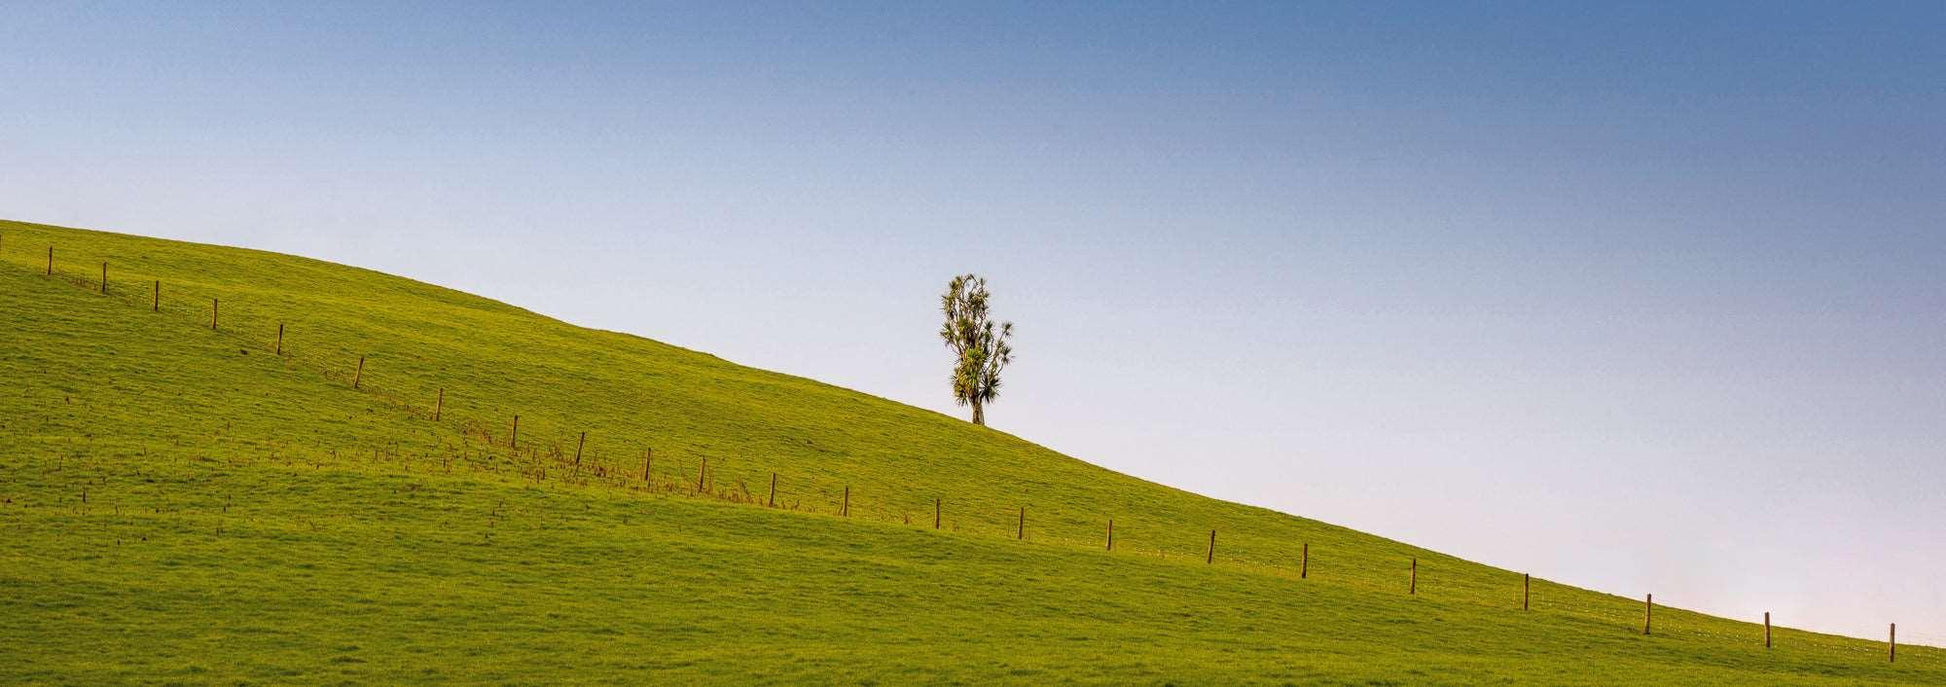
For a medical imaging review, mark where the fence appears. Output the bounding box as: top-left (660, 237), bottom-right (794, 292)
top-left (0, 232), bottom-right (1933, 663)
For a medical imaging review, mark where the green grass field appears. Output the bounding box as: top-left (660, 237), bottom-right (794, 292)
top-left (1, 218), bottom-right (1936, 684)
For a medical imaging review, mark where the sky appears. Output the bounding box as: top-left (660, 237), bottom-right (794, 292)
top-left (3, 1), bottom-right (1943, 644)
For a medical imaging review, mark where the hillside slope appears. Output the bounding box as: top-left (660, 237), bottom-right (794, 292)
top-left (0, 218), bottom-right (1935, 684)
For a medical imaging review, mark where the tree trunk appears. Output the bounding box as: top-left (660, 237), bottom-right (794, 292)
top-left (971, 400), bottom-right (985, 426)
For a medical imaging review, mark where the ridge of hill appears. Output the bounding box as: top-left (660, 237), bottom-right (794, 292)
top-left (0, 218), bottom-right (1935, 684)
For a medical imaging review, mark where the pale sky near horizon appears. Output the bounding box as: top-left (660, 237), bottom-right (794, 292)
top-left (4, 2), bottom-right (1943, 644)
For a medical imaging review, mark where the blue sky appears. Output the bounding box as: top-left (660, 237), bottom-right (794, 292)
top-left (4, 2), bottom-right (1943, 642)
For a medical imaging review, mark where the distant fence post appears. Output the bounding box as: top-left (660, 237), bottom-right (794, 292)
top-left (934, 498), bottom-right (941, 530)
top-left (574, 431), bottom-right (586, 473)
top-left (1410, 558), bottom-right (1417, 595)
top-left (433, 387), bottom-right (443, 421)
top-left (45, 246), bottom-right (52, 276)
top-left (1301, 543), bottom-right (1309, 579)
top-left (768, 473), bottom-right (777, 507)
top-left (1523, 573), bottom-right (1530, 610)
top-left (152, 280), bottom-right (159, 311)
top-left (1106, 519), bottom-right (1114, 551)
top-left (100, 262), bottom-right (107, 294)
top-left (841, 485), bottom-right (849, 517)
top-left (211, 298), bottom-right (218, 330)
top-left (1206, 529), bottom-right (1216, 564)
top-left (696, 458), bottom-right (707, 493)
top-left (642, 448), bottom-right (653, 483)
top-left (1889, 623), bottom-right (1896, 662)
top-left (1764, 612), bottom-right (1771, 648)
top-left (1644, 594), bottom-right (1653, 635)
top-left (353, 356), bottom-right (365, 389)
top-left (1017, 506), bottom-right (1025, 540)
top-left (276, 323), bottom-right (284, 355)
top-left (510, 415), bottom-right (519, 449)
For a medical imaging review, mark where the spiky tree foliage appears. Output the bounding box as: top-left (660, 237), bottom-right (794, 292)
top-left (939, 274), bottom-right (1014, 426)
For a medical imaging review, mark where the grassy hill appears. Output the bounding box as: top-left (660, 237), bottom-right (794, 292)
top-left (0, 218), bottom-right (1936, 684)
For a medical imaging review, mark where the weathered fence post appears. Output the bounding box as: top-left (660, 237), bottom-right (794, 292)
top-left (696, 458), bottom-right (707, 494)
top-left (211, 298), bottom-right (218, 330)
top-left (433, 388), bottom-right (443, 421)
top-left (574, 432), bottom-right (586, 473)
top-left (510, 415), bottom-right (519, 449)
top-left (100, 262), bottom-right (107, 294)
top-left (1764, 612), bottom-right (1771, 648)
top-left (841, 485), bottom-right (849, 517)
top-left (1410, 558), bottom-right (1417, 595)
top-left (642, 448), bottom-right (652, 483)
top-left (276, 323), bottom-right (284, 355)
top-left (1301, 543), bottom-right (1309, 579)
top-left (1889, 623), bottom-right (1896, 662)
top-left (1106, 519), bottom-right (1115, 551)
top-left (45, 246), bottom-right (52, 276)
top-left (768, 473), bottom-right (777, 507)
top-left (1644, 594), bottom-right (1653, 635)
top-left (1017, 506), bottom-right (1025, 540)
top-left (1523, 573), bottom-right (1530, 610)
top-left (152, 280), bottom-right (159, 311)
top-left (353, 356), bottom-right (365, 389)
top-left (934, 498), bottom-right (941, 530)
top-left (1207, 529), bottom-right (1216, 564)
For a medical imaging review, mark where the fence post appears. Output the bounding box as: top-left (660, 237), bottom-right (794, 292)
top-left (842, 485), bottom-right (849, 517)
top-left (1644, 594), bottom-right (1653, 635)
top-left (1017, 506), bottom-right (1024, 540)
top-left (934, 498), bottom-right (941, 530)
top-left (100, 262), bottom-right (107, 294)
top-left (1523, 573), bottom-right (1530, 610)
top-left (1764, 612), bottom-right (1771, 648)
top-left (696, 458), bottom-right (707, 494)
top-left (1889, 623), bottom-right (1896, 662)
top-left (768, 473), bottom-right (777, 507)
top-left (45, 246), bottom-right (52, 276)
top-left (211, 298), bottom-right (218, 330)
top-left (574, 432), bottom-right (586, 473)
top-left (510, 415), bottom-right (519, 449)
top-left (276, 323), bottom-right (284, 355)
top-left (1301, 543), bottom-right (1309, 579)
top-left (433, 388), bottom-right (443, 421)
top-left (642, 448), bottom-right (652, 483)
top-left (353, 356), bottom-right (364, 389)
top-left (1207, 529), bottom-right (1216, 564)
top-left (153, 280), bottom-right (159, 311)
top-left (1410, 558), bottom-right (1417, 594)
top-left (1106, 519), bottom-right (1114, 551)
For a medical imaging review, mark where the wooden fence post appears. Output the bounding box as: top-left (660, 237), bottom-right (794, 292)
top-left (152, 280), bottom-right (159, 311)
top-left (1106, 519), bottom-right (1114, 551)
top-left (1523, 573), bottom-right (1530, 610)
top-left (1889, 623), bottom-right (1896, 662)
top-left (353, 356), bottom-right (364, 389)
top-left (100, 262), bottom-right (107, 294)
top-left (276, 323), bottom-right (284, 355)
top-left (1301, 543), bottom-right (1309, 579)
top-left (574, 432), bottom-right (586, 473)
top-left (934, 498), bottom-right (941, 530)
top-left (841, 485), bottom-right (849, 517)
top-left (1207, 529), bottom-right (1216, 564)
top-left (433, 388), bottom-right (443, 421)
top-left (211, 298), bottom-right (218, 330)
top-left (1017, 506), bottom-right (1024, 540)
top-left (45, 246), bottom-right (52, 276)
top-left (642, 448), bottom-right (653, 483)
top-left (1644, 594), bottom-right (1653, 635)
top-left (1410, 558), bottom-right (1417, 594)
top-left (696, 458), bottom-right (707, 493)
top-left (768, 473), bottom-right (777, 507)
top-left (1764, 612), bottom-right (1771, 648)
